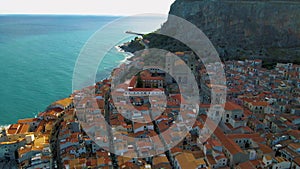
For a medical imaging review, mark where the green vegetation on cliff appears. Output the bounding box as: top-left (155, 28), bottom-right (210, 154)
top-left (143, 33), bottom-right (191, 52)
top-left (121, 0), bottom-right (300, 67)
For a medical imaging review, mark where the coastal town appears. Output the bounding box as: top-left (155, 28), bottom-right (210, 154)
top-left (0, 51), bottom-right (300, 169)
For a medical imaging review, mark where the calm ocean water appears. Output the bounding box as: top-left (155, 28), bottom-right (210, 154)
top-left (0, 15), bottom-right (166, 125)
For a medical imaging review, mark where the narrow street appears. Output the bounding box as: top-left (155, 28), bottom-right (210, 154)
top-left (50, 116), bottom-right (64, 169)
top-left (104, 92), bottom-right (118, 169)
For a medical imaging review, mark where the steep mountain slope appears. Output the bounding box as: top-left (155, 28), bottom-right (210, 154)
top-left (165, 0), bottom-right (300, 63)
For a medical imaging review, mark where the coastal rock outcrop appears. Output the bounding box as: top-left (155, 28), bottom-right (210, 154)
top-left (165, 0), bottom-right (300, 63)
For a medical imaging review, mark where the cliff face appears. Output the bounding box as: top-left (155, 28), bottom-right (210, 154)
top-left (166, 0), bottom-right (300, 62)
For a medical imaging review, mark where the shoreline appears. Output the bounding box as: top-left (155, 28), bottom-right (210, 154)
top-left (0, 42), bottom-right (136, 127)
top-left (114, 45), bottom-right (135, 64)
top-left (115, 44), bottom-right (135, 60)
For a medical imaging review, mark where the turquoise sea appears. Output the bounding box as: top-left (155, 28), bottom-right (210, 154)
top-left (0, 15), bottom-right (166, 125)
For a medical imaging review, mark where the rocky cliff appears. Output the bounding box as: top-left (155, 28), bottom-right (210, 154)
top-left (165, 0), bottom-right (300, 63)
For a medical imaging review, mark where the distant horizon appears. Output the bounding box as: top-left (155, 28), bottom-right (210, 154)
top-left (0, 12), bottom-right (170, 17)
top-left (0, 13), bottom-right (125, 17)
top-left (0, 0), bottom-right (175, 16)
top-left (0, 13), bottom-right (167, 17)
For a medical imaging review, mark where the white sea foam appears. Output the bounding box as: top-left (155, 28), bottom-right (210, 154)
top-left (115, 45), bottom-right (135, 64)
top-left (0, 124), bottom-right (11, 130)
top-left (115, 45), bottom-right (125, 53)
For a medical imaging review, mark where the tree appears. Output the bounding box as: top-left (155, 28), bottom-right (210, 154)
top-left (136, 73), bottom-right (143, 88)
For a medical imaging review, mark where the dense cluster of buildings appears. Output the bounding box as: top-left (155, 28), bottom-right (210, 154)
top-left (0, 51), bottom-right (299, 169)
top-left (0, 98), bottom-right (73, 168)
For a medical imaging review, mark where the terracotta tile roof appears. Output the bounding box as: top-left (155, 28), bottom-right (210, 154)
top-left (7, 124), bottom-right (21, 135)
top-left (287, 130), bottom-right (300, 139)
top-left (205, 143), bottom-right (212, 150)
top-left (18, 124), bottom-right (30, 134)
top-left (130, 88), bottom-right (164, 92)
top-left (171, 147), bottom-right (183, 154)
top-left (97, 99), bottom-right (105, 109)
top-left (208, 139), bottom-right (222, 148)
top-left (206, 155), bottom-right (217, 165)
top-left (157, 120), bottom-right (170, 132)
top-left (250, 159), bottom-right (262, 167)
top-left (258, 143), bottom-right (273, 154)
top-left (225, 102), bottom-right (243, 111)
top-left (199, 104), bottom-right (211, 108)
top-left (134, 106), bottom-right (149, 112)
top-left (17, 118), bottom-right (38, 124)
top-left (237, 161), bottom-right (256, 169)
top-left (175, 153), bottom-right (198, 169)
top-left (289, 142), bottom-right (300, 150)
top-left (142, 76), bottom-right (164, 81)
top-left (227, 133), bottom-right (260, 139)
top-left (130, 130), bottom-right (157, 138)
top-left (213, 126), bottom-right (243, 155)
top-left (250, 101), bottom-right (269, 107)
top-left (252, 137), bottom-right (265, 143)
top-left (133, 123), bottom-right (146, 130)
top-left (193, 120), bottom-right (204, 129)
top-left (215, 154), bottom-right (226, 161)
top-left (129, 76), bottom-right (137, 88)
top-left (153, 155), bottom-right (169, 165)
top-left (53, 97), bottom-right (73, 107)
top-left (294, 157), bottom-right (300, 166)
top-left (199, 115), bottom-right (242, 155)
top-left (244, 109), bottom-right (253, 117)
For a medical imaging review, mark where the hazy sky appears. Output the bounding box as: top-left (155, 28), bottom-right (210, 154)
top-left (0, 0), bottom-right (175, 16)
